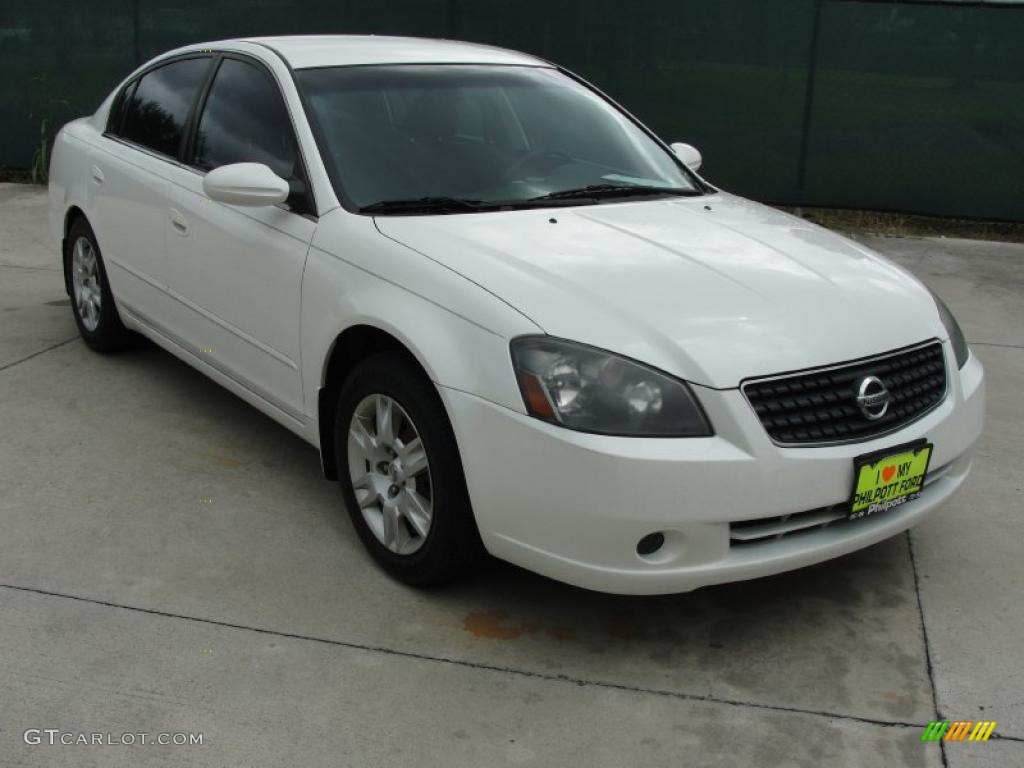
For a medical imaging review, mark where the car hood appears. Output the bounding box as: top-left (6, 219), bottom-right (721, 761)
top-left (374, 193), bottom-right (945, 388)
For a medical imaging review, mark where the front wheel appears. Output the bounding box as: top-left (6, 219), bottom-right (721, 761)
top-left (334, 351), bottom-right (486, 586)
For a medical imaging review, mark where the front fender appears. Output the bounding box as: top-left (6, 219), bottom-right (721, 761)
top-left (301, 211), bottom-right (541, 425)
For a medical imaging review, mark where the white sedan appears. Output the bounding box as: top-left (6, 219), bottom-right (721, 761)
top-left (48, 35), bottom-right (984, 594)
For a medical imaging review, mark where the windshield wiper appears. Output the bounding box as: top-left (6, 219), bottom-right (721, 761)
top-left (359, 186), bottom-right (697, 214)
top-left (359, 196), bottom-right (489, 215)
top-left (525, 184), bottom-right (697, 203)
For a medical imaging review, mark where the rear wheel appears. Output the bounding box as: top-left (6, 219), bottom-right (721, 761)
top-left (65, 218), bottom-right (132, 352)
top-left (334, 351), bottom-right (485, 586)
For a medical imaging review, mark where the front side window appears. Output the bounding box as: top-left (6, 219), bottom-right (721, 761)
top-left (192, 58), bottom-right (307, 211)
top-left (295, 65), bottom-right (703, 212)
top-left (120, 57), bottom-right (211, 157)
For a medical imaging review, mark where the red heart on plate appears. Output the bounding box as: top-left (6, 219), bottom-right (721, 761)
top-left (882, 465), bottom-right (896, 483)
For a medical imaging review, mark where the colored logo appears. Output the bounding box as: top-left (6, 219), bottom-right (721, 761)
top-left (921, 721), bottom-right (997, 742)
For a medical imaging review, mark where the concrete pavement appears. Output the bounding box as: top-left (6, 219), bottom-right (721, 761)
top-left (1, 183), bottom-right (1021, 767)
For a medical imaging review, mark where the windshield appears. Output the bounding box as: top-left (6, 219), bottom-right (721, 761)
top-left (294, 65), bottom-right (703, 213)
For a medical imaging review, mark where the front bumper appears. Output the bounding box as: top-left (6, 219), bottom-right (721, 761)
top-left (441, 341), bottom-right (985, 595)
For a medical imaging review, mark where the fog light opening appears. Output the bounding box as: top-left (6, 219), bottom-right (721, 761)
top-left (636, 532), bottom-right (665, 557)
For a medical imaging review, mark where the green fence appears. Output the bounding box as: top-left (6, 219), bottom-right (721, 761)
top-left (3, 0), bottom-right (1022, 220)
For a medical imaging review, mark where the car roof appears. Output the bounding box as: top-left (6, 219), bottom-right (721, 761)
top-left (233, 35), bottom-right (548, 70)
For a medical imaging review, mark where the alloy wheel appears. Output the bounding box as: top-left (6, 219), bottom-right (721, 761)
top-left (71, 236), bottom-right (102, 332)
top-left (347, 394), bottom-right (434, 555)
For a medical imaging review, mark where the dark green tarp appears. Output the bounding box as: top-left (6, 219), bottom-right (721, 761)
top-left (2, 0), bottom-right (1022, 220)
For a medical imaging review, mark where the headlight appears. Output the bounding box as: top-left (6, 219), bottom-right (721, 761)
top-left (510, 337), bottom-right (712, 437)
top-left (931, 290), bottom-right (970, 368)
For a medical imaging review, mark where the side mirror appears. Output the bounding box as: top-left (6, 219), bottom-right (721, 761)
top-left (202, 163), bottom-right (289, 207)
top-left (670, 142), bottom-right (702, 172)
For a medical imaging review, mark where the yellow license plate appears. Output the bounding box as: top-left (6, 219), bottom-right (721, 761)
top-left (850, 442), bottom-right (933, 520)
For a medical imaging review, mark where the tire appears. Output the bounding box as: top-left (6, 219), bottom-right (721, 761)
top-left (64, 217), bottom-right (132, 353)
top-left (334, 351), bottom-right (486, 586)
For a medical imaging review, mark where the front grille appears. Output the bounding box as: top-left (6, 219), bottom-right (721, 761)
top-left (729, 461), bottom-right (951, 547)
top-left (742, 341), bottom-right (947, 445)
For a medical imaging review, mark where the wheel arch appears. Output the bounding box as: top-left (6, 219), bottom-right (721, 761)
top-left (317, 324), bottom-right (438, 480)
top-left (61, 205), bottom-right (89, 295)
top-left (64, 205), bottom-right (88, 234)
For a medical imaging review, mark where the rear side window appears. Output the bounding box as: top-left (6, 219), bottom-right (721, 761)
top-left (107, 80), bottom-right (136, 135)
top-left (192, 59), bottom-right (301, 183)
top-left (120, 57), bottom-right (211, 158)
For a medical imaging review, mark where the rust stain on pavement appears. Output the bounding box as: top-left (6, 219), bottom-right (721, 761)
top-left (463, 610), bottom-right (577, 641)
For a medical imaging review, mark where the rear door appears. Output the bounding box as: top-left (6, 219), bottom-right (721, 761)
top-left (89, 55), bottom-right (213, 326)
top-left (161, 55), bottom-right (316, 422)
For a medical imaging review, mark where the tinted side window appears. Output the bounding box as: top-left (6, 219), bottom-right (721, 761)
top-left (107, 80), bottom-right (136, 135)
top-left (193, 59), bottom-right (303, 194)
top-left (121, 57), bottom-right (211, 157)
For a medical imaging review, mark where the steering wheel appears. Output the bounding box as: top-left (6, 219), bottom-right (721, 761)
top-left (507, 149), bottom-right (573, 179)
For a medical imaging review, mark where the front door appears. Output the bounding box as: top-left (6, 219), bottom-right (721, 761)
top-left (162, 56), bottom-right (316, 422)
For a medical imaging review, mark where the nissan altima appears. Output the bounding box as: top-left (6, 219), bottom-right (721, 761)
top-left (48, 35), bottom-right (984, 594)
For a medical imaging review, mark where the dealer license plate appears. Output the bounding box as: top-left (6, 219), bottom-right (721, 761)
top-left (849, 441), bottom-right (933, 520)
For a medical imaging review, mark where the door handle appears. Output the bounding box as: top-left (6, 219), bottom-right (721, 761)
top-left (90, 165), bottom-right (104, 184)
top-left (168, 208), bottom-right (189, 236)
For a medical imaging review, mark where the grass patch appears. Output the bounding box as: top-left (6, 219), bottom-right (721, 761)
top-left (779, 206), bottom-right (1024, 244)
top-left (0, 169), bottom-right (35, 184)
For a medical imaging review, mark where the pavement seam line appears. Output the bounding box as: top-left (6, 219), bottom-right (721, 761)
top-left (0, 337), bottom-right (77, 373)
top-left (907, 530), bottom-right (950, 768)
top-left (968, 341), bottom-right (1024, 351)
top-left (8, 580), bottom-right (1024, 741)
top-left (0, 262), bottom-right (62, 272)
